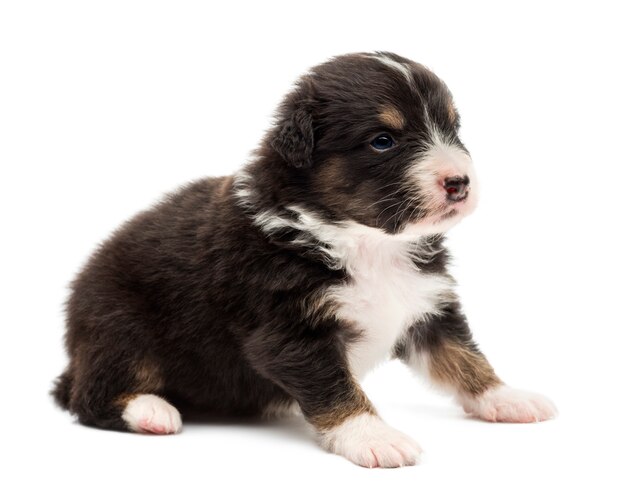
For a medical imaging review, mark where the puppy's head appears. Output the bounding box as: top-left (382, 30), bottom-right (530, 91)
top-left (268, 52), bottom-right (477, 236)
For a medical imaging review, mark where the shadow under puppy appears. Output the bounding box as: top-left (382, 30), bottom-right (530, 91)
top-left (53, 52), bottom-right (556, 468)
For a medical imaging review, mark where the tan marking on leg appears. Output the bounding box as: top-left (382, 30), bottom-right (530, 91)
top-left (378, 106), bottom-right (405, 130)
top-left (134, 357), bottom-right (164, 393)
top-left (429, 339), bottom-right (502, 396)
top-left (113, 392), bottom-right (138, 410)
top-left (309, 383), bottom-right (376, 431)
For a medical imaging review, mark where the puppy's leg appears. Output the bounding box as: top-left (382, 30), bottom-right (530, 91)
top-left (71, 388), bottom-right (182, 434)
top-left (244, 326), bottom-right (422, 468)
top-left (68, 349), bottom-right (182, 434)
top-left (397, 301), bottom-right (557, 423)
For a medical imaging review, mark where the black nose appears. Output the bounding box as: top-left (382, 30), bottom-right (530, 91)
top-left (444, 176), bottom-right (470, 202)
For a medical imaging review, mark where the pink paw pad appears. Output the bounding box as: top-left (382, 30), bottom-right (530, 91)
top-left (138, 418), bottom-right (169, 434)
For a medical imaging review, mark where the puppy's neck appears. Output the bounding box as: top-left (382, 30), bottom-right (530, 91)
top-left (233, 164), bottom-right (442, 271)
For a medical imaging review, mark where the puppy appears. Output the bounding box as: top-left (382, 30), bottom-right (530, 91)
top-left (53, 52), bottom-right (556, 468)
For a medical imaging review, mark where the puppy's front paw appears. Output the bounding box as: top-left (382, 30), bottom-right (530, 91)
top-left (320, 413), bottom-right (422, 468)
top-left (460, 385), bottom-right (557, 423)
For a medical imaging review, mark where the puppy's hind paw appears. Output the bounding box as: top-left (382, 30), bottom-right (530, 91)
top-left (320, 413), bottom-right (422, 468)
top-left (121, 394), bottom-right (182, 434)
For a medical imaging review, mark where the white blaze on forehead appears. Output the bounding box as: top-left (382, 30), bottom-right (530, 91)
top-left (425, 129), bottom-right (475, 180)
top-left (369, 53), bottom-right (414, 87)
top-left (407, 135), bottom-right (475, 193)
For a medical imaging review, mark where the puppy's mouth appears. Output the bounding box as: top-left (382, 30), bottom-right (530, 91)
top-left (427, 181), bottom-right (474, 220)
top-left (400, 182), bottom-right (476, 236)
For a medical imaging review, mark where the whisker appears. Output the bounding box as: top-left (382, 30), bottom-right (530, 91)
top-left (380, 194), bottom-right (416, 230)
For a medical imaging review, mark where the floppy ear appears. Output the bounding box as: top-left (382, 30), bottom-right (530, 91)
top-left (270, 105), bottom-right (314, 169)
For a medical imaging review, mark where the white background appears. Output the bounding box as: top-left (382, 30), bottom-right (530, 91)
top-left (1, 1), bottom-right (624, 490)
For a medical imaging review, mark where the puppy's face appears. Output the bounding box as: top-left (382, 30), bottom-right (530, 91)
top-left (271, 52), bottom-right (477, 236)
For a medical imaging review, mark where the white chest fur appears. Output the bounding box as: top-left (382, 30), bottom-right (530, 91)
top-left (251, 206), bottom-right (454, 380)
top-left (327, 237), bottom-right (452, 379)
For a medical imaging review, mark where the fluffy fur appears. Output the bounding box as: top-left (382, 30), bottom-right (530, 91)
top-left (52, 52), bottom-right (556, 467)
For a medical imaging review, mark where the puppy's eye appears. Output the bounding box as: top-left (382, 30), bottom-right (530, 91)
top-left (370, 133), bottom-right (395, 151)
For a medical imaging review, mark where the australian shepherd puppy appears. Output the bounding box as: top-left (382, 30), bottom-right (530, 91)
top-left (53, 52), bottom-right (556, 468)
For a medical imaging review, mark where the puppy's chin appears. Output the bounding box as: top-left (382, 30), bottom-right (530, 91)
top-left (401, 198), bottom-right (477, 237)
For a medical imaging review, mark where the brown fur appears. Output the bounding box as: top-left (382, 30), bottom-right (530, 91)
top-left (51, 52), bottom-right (491, 439)
top-left (312, 156), bottom-right (390, 228)
top-left (378, 105), bottom-right (406, 130)
top-left (428, 339), bottom-right (502, 396)
top-left (448, 100), bottom-right (457, 124)
top-left (314, 156), bottom-right (351, 191)
top-left (309, 383), bottom-right (376, 431)
top-left (113, 393), bottom-right (138, 410)
top-left (133, 357), bottom-right (164, 393)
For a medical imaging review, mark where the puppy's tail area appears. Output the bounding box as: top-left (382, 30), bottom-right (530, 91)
top-left (51, 369), bottom-right (73, 410)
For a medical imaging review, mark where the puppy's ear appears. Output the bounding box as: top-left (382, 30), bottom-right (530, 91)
top-left (271, 104), bottom-right (314, 168)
